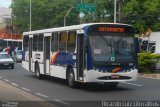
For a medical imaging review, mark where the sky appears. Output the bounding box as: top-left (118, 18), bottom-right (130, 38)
top-left (0, 0), bottom-right (11, 8)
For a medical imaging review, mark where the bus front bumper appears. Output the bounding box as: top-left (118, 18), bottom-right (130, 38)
top-left (84, 69), bottom-right (138, 83)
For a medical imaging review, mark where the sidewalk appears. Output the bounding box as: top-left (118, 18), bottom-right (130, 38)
top-left (139, 73), bottom-right (160, 79)
top-left (0, 80), bottom-right (57, 107)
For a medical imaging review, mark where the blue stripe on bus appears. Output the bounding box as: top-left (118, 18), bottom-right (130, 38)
top-left (53, 52), bottom-right (75, 66)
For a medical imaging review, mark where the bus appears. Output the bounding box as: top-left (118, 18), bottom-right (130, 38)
top-left (0, 39), bottom-right (22, 51)
top-left (22, 23), bottom-right (138, 88)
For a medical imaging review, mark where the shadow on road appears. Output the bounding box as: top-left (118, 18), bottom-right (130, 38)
top-left (27, 75), bottom-right (133, 92)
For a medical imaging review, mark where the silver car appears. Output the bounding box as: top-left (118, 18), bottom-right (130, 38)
top-left (0, 52), bottom-right (14, 69)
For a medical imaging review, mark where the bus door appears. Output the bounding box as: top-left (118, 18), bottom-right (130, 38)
top-left (29, 37), bottom-right (33, 71)
top-left (44, 34), bottom-right (51, 75)
top-left (76, 32), bottom-right (85, 81)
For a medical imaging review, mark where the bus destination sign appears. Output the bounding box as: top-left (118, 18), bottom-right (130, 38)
top-left (88, 24), bottom-right (134, 34)
top-left (98, 27), bottom-right (125, 33)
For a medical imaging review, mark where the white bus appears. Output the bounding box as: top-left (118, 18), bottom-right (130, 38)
top-left (0, 39), bottom-right (22, 50)
top-left (22, 23), bottom-right (138, 88)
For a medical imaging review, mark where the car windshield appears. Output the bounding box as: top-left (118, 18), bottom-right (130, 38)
top-left (89, 33), bottom-right (135, 62)
top-left (0, 54), bottom-right (11, 59)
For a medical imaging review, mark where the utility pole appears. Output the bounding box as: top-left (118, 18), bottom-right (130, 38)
top-left (119, 0), bottom-right (121, 23)
top-left (29, 0), bottom-right (32, 31)
top-left (114, 0), bottom-right (117, 23)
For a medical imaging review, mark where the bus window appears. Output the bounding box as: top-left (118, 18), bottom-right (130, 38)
top-left (0, 40), bottom-right (2, 45)
top-left (67, 31), bottom-right (76, 53)
top-left (33, 34), bottom-right (38, 51)
top-left (8, 41), bottom-right (12, 47)
top-left (18, 42), bottom-right (22, 49)
top-left (0, 40), bottom-right (3, 52)
top-left (51, 33), bottom-right (58, 52)
top-left (38, 34), bottom-right (44, 51)
top-left (23, 35), bottom-right (29, 51)
top-left (3, 40), bottom-right (7, 48)
top-left (59, 32), bottom-right (67, 52)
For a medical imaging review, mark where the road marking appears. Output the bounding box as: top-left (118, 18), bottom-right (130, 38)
top-left (121, 82), bottom-right (143, 87)
top-left (21, 87), bottom-right (31, 92)
top-left (3, 79), bottom-right (9, 82)
top-left (35, 93), bottom-right (48, 98)
top-left (139, 76), bottom-right (160, 80)
top-left (11, 83), bottom-right (19, 87)
top-left (54, 99), bottom-right (70, 105)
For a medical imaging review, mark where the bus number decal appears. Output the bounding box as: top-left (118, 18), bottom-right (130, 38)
top-left (34, 53), bottom-right (41, 59)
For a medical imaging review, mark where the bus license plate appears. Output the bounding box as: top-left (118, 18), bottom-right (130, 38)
top-left (111, 75), bottom-right (120, 79)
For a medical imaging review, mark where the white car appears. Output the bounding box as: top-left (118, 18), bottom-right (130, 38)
top-left (0, 52), bottom-right (14, 69)
top-left (13, 50), bottom-right (23, 62)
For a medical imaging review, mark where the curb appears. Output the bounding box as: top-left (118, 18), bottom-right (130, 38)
top-left (138, 73), bottom-right (160, 79)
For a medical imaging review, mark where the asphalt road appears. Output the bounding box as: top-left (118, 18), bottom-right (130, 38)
top-left (0, 63), bottom-right (160, 107)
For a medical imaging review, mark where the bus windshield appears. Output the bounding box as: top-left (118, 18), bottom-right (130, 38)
top-left (89, 33), bottom-right (135, 62)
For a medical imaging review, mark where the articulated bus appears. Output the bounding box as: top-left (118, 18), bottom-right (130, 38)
top-left (22, 23), bottom-right (138, 88)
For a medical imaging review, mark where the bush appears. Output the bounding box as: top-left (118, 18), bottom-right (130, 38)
top-left (138, 52), bottom-right (160, 73)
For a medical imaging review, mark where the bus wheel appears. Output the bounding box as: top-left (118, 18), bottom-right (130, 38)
top-left (67, 68), bottom-right (77, 88)
top-left (35, 63), bottom-right (42, 79)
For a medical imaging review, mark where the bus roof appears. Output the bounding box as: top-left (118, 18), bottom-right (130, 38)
top-left (2, 39), bottom-right (22, 42)
top-left (23, 23), bottom-right (132, 35)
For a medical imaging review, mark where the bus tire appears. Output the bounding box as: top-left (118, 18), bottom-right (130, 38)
top-left (67, 68), bottom-right (77, 88)
top-left (35, 63), bottom-right (42, 79)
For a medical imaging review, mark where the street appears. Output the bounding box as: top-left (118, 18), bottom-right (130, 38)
top-left (0, 63), bottom-right (160, 107)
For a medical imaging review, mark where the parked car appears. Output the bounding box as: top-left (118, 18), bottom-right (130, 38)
top-left (0, 52), bottom-right (14, 69)
top-left (13, 50), bottom-right (23, 62)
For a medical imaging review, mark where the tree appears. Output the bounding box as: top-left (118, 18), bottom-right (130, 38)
top-left (121, 0), bottom-right (160, 33)
top-left (12, 0), bottom-right (126, 33)
top-left (11, 0), bottom-right (79, 33)
top-left (12, 0), bottom-right (160, 34)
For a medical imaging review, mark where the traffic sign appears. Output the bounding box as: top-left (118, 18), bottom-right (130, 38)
top-left (79, 12), bottom-right (85, 19)
top-left (76, 3), bottom-right (96, 12)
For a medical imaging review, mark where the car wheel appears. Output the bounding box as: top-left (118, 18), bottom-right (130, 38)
top-left (35, 63), bottom-right (42, 79)
top-left (67, 68), bottom-right (77, 88)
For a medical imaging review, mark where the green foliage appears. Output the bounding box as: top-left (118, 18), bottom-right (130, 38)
top-left (121, 0), bottom-right (160, 33)
top-left (11, 0), bottom-right (115, 33)
top-left (11, 0), bottom-right (79, 33)
top-left (11, 0), bottom-right (160, 34)
top-left (138, 52), bottom-right (160, 73)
